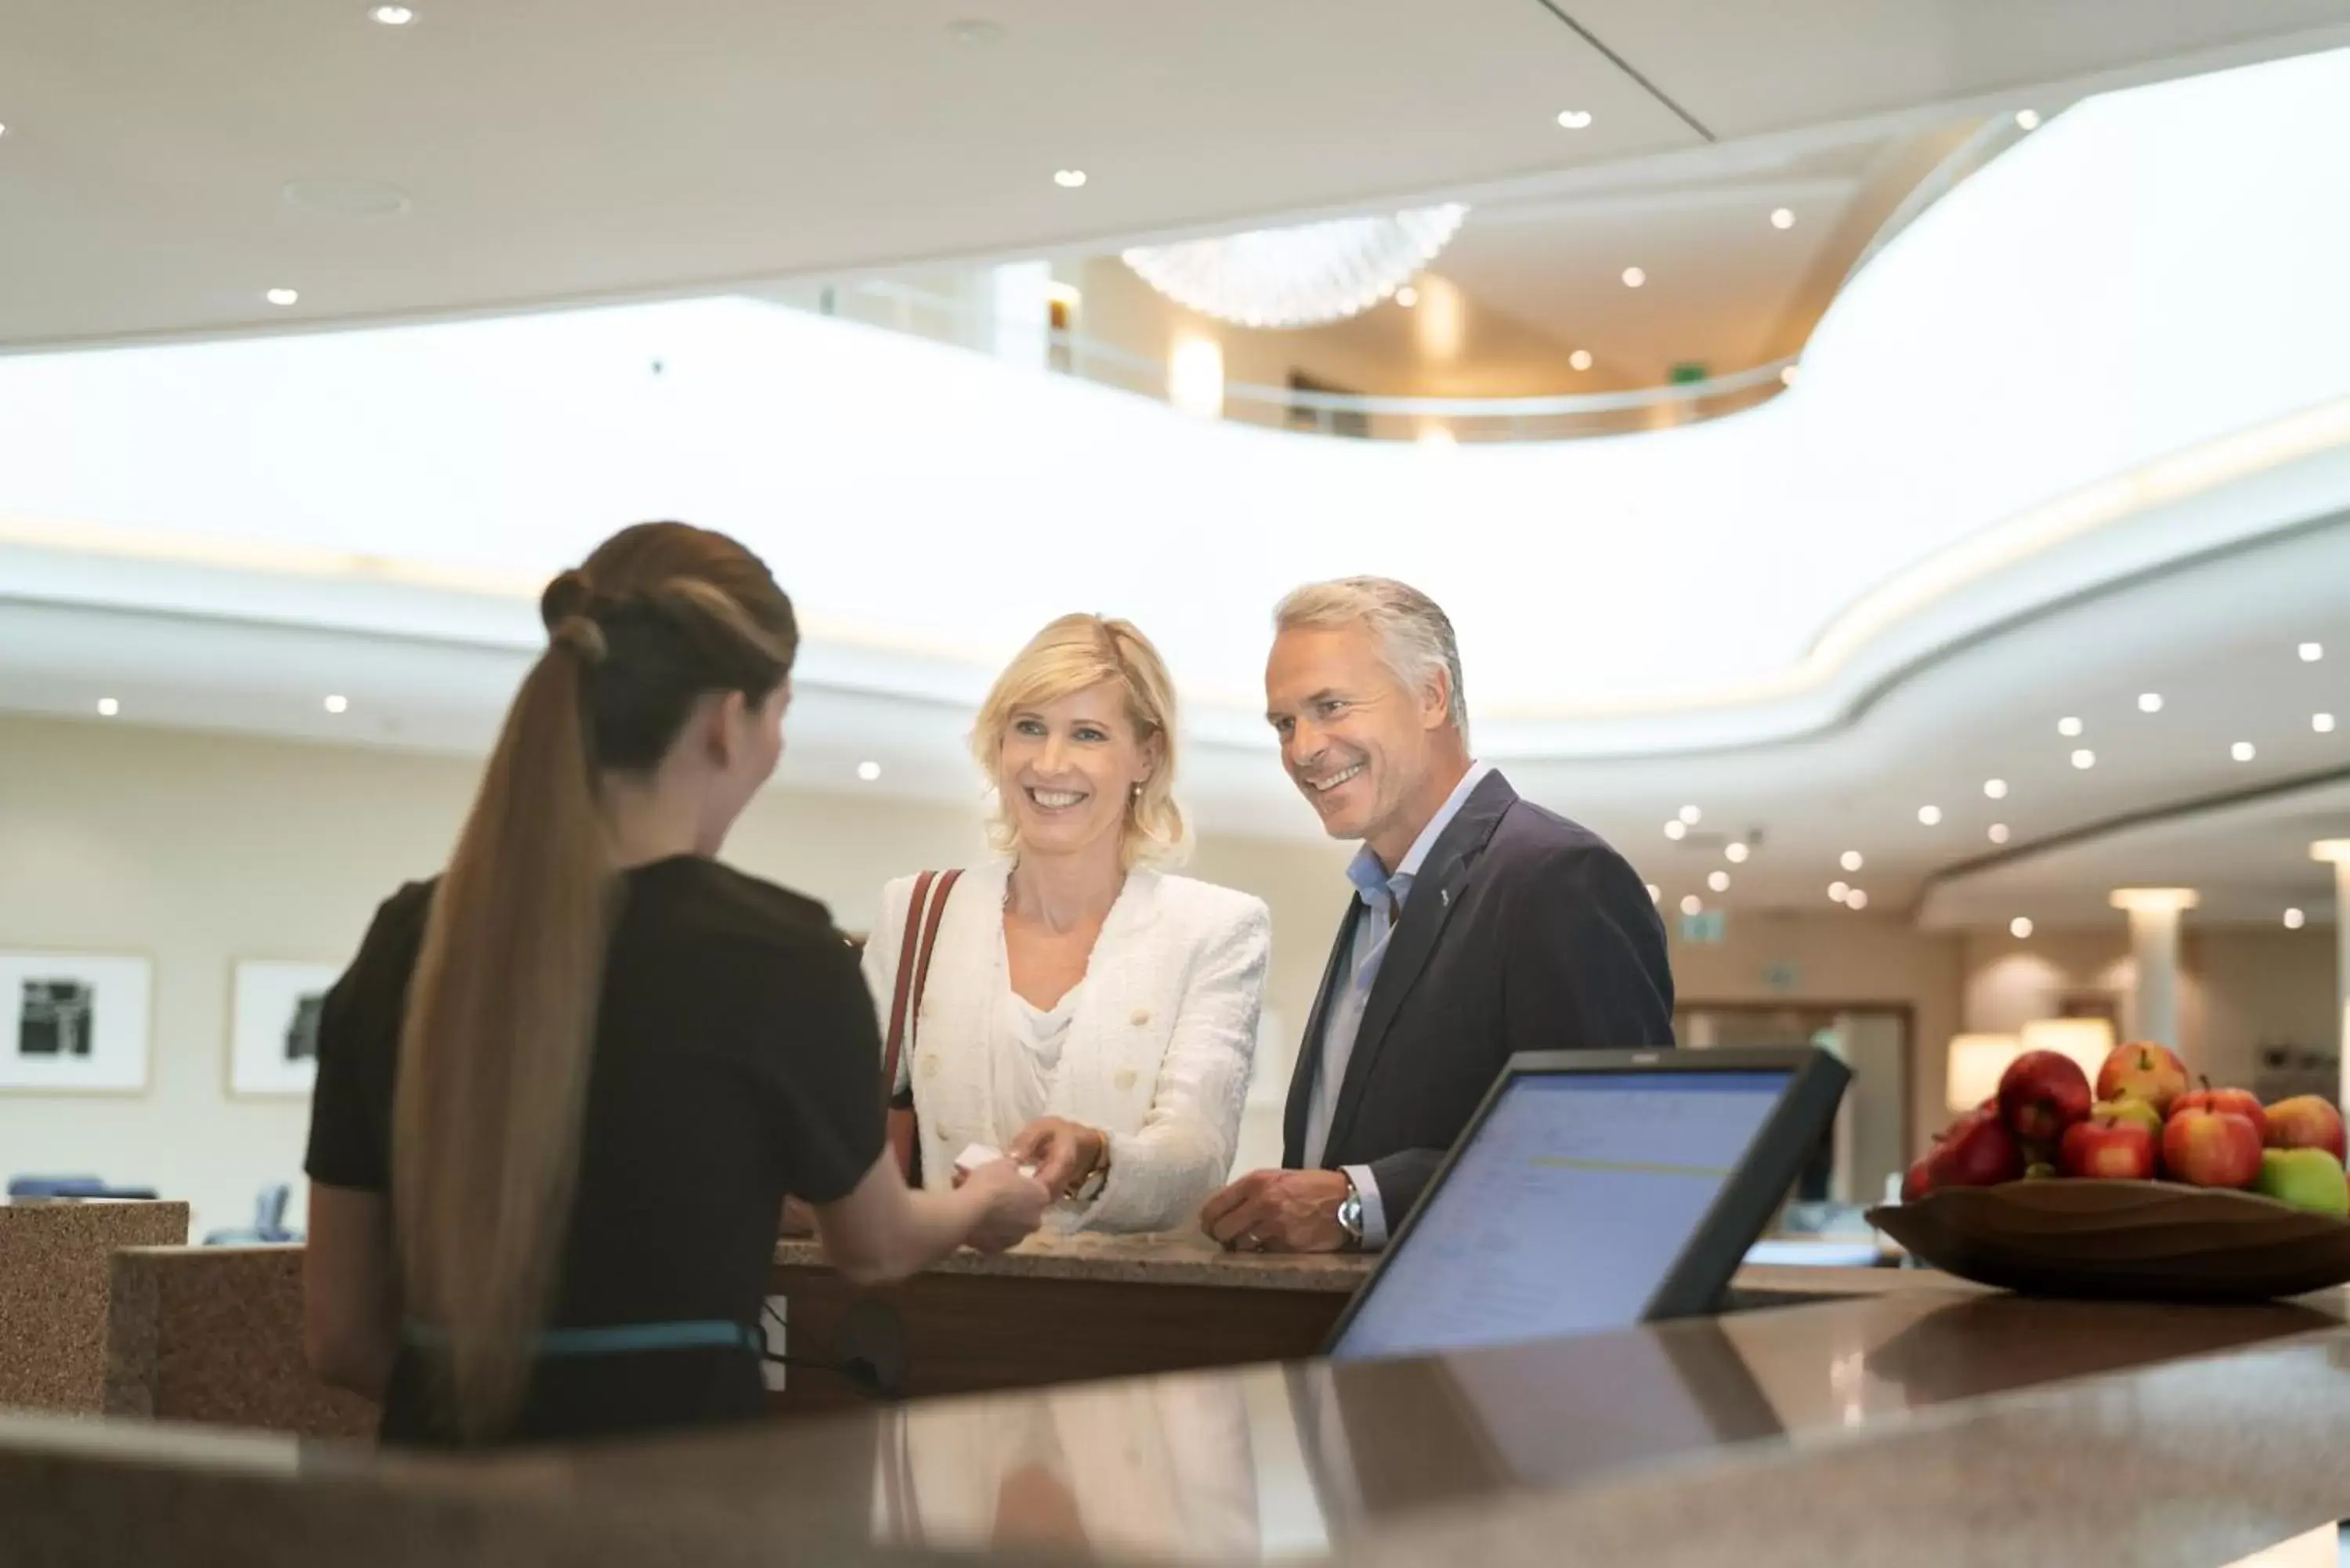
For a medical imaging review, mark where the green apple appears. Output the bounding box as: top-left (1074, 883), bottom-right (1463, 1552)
top-left (2099, 1097), bottom-right (2164, 1140)
top-left (2253, 1147), bottom-right (2350, 1216)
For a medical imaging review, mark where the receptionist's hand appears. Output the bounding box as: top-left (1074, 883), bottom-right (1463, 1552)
top-left (1007, 1116), bottom-right (1108, 1198)
top-left (1199, 1169), bottom-right (1350, 1254)
top-left (963, 1158), bottom-right (1052, 1254)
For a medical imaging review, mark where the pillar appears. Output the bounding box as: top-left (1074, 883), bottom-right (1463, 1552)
top-left (2108, 888), bottom-right (2198, 1052)
top-left (2312, 843), bottom-right (2350, 1107)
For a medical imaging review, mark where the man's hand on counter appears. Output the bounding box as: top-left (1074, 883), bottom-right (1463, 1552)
top-left (1199, 1169), bottom-right (1349, 1253)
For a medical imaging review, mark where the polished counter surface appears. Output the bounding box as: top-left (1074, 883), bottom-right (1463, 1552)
top-left (772, 1228), bottom-right (1371, 1292)
top-left (16, 1271), bottom-right (2350, 1566)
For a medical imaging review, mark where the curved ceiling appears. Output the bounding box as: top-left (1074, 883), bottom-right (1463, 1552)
top-left (5, 41), bottom-right (2350, 929)
top-left (6, 49), bottom-right (2350, 755)
top-left (1, 1), bottom-right (2347, 349)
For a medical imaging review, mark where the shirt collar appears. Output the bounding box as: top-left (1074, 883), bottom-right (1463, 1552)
top-left (1346, 761), bottom-right (1493, 909)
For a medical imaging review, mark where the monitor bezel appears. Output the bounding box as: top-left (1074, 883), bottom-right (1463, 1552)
top-left (1321, 1045), bottom-right (1853, 1361)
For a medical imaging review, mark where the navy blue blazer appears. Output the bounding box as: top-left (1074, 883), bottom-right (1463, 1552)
top-left (1281, 769), bottom-right (1676, 1227)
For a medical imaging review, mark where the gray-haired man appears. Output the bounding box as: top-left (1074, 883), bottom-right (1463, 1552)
top-left (1202, 578), bottom-right (1675, 1253)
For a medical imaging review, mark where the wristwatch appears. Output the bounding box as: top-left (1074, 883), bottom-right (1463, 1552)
top-left (1336, 1174), bottom-right (1365, 1252)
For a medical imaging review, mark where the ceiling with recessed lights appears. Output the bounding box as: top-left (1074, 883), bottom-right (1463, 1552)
top-left (0, 1), bottom-right (2346, 352)
top-left (5, 9), bottom-right (2350, 938)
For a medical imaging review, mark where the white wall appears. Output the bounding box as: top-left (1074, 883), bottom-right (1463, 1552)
top-left (0, 715), bottom-right (1347, 1238)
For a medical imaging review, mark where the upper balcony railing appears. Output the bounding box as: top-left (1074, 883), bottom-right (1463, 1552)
top-left (776, 110), bottom-right (2028, 443)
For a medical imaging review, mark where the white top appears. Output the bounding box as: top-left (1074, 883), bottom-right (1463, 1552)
top-left (862, 862), bottom-right (1271, 1234)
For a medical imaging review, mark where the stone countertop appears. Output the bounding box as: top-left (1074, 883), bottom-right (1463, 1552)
top-left (0, 1201), bottom-right (189, 1413)
top-left (774, 1227), bottom-right (1374, 1292)
top-left (19, 1274), bottom-right (2350, 1567)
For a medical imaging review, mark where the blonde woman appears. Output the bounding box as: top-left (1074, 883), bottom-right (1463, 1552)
top-left (862, 616), bottom-right (1271, 1234)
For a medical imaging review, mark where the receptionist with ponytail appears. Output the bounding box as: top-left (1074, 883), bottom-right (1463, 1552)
top-left (302, 521), bottom-right (1048, 1447)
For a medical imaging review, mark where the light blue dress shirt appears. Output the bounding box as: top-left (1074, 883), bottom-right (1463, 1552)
top-left (1302, 761), bottom-right (1493, 1248)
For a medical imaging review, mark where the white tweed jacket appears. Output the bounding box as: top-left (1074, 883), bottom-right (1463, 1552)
top-left (860, 862), bottom-right (1271, 1234)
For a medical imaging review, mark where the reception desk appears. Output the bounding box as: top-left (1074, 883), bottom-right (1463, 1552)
top-left (768, 1230), bottom-right (1371, 1414)
top-left (13, 1274), bottom-right (2350, 1567)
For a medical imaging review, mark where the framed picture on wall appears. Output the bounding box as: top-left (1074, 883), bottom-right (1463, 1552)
top-left (229, 959), bottom-right (342, 1098)
top-left (0, 950), bottom-right (154, 1093)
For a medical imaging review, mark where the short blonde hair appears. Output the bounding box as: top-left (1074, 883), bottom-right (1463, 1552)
top-left (972, 615), bottom-right (1187, 867)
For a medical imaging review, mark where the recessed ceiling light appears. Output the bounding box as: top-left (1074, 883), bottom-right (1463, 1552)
top-left (2300, 641), bottom-right (2324, 663)
top-left (1678, 805), bottom-right (1702, 825)
top-left (1828, 881), bottom-right (1849, 902)
top-left (1779, 365), bottom-right (1800, 388)
top-left (1840, 851), bottom-right (1864, 873)
top-left (0, 123), bottom-right (9, 138)
top-left (265, 287), bottom-right (299, 306)
top-left (96, 697), bottom-right (119, 717)
top-left (1622, 266), bottom-right (1647, 288)
top-left (2016, 109), bottom-right (2041, 131)
top-left (2070, 749), bottom-right (2095, 770)
top-left (1845, 888), bottom-right (1870, 911)
top-left (1917, 805), bottom-right (1943, 826)
top-left (368, 3), bottom-right (416, 23)
top-left (1556, 110), bottom-right (1593, 130)
top-left (1983, 779), bottom-right (2008, 800)
top-left (1569, 349), bottom-right (1593, 371)
top-left (1663, 819), bottom-right (1688, 841)
top-left (2285, 907), bottom-right (2307, 930)
top-left (1770, 208), bottom-right (1795, 230)
top-left (1724, 842), bottom-right (1750, 864)
top-left (2010, 917), bottom-right (2034, 939)
top-left (2316, 713), bottom-right (2337, 734)
top-left (1708, 870), bottom-right (1731, 893)
top-left (2058, 717), bottom-right (2084, 737)
top-left (1644, 883), bottom-right (1661, 904)
top-left (2232, 740), bottom-right (2257, 762)
top-left (857, 761), bottom-right (882, 782)
top-left (2137, 692), bottom-right (2164, 714)
top-left (323, 694), bottom-right (349, 714)
top-left (1394, 285), bottom-right (1419, 309)
top-left (1988, 822), bottom-right (2012, 844)
top-left (1053, 169), bottom-right (1087, 189)
top-left (1679, 894), bottom-right (1702, 916)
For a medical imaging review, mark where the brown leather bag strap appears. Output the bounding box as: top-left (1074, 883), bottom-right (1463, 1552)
top-left (879, 869), bottom-right (964, 1109)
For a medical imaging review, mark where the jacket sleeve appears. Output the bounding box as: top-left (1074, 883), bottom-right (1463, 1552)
top-left (1502, 841), bottom-right (1677, 1057)
top-left (1368, 842), bottom-right (1675, 1233)
top-left (1079, 898), bottom-right (1272, 1233)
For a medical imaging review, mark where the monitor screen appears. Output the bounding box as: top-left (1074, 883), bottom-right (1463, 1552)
top-left (1329, 1069), bottom-right (1795, 1363)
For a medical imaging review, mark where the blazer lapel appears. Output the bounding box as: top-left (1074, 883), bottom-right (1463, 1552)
top-left (1321, 771), bottom-right (1517, 1160)
top-left (1283, 895), bottom-right (1362, 1166)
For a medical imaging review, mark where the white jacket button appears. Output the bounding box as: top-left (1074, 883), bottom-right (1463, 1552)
top-left (1115, 1068), bottom-right (1137, 1092)
top-left (1130, 1008), bottom-right (1151, 1027)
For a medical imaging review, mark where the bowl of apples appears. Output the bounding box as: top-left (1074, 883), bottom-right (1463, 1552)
top-left (1867, 1042), bottom-right (2350, 1302)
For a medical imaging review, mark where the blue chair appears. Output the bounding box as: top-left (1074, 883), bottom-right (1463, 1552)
top-left (203, 1182), bottom-right (300, 1245)
top-left (7, 1175), bottom-right (160, 1201)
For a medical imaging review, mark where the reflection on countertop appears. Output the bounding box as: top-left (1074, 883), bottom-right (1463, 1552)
top-left (419, 1282), bottom-right (2344, 1564)
top-left (13, 1277), bottom-right (2350, 1567)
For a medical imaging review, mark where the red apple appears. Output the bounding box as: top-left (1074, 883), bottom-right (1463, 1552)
top-left (1936, 1104), bottom-right (2026, 1188)
top-left (2161, 1107), bottom-right (2264, 1189)
top-left (1998, 1050), bottom-right (2095, 1143)
top-left (2099, 1097), bottom-right (2164, 1140)
top-left (2059, 1111), bottom-right (2158, 1180)
top-left (2263, 1095), bottom-right (2348, 1162)
top-left (2095, 1042), bottom-right (2190, 1115)
top-left (1900, 1154), bottom-right (1939, 1202)
top-left (2173, 1080), bottom-right (2268, 1143)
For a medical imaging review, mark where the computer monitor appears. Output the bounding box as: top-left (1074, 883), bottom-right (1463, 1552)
top-left (1323, 1046), bottom-right (1850, 1364)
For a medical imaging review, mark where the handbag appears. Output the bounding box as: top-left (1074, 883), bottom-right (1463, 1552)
top-left (880, 868), bottom-right (963, 1187)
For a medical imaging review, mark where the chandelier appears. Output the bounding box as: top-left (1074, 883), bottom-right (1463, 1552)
top-left (1120, 204), bottom-right (1469, 330)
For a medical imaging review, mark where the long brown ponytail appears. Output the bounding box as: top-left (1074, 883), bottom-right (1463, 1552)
top-left (392, 522), bottom-right (796, 1441)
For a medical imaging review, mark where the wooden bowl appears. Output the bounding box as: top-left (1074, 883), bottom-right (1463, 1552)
top-left (1866, 1180), bottom-right (2350, 1302)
